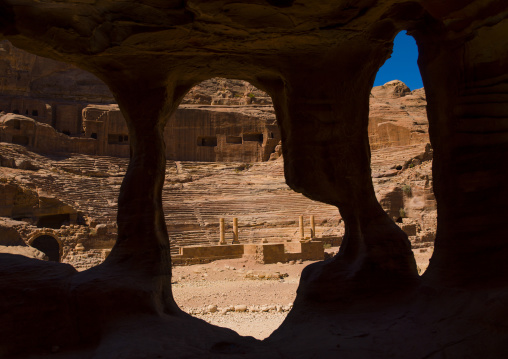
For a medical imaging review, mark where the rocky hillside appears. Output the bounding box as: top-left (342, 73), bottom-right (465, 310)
top-left (1, 40), bottom-right (428, 151)
top-left (0, 40), bottom-right (114, 103)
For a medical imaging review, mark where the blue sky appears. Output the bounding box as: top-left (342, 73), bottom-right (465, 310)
top-left (373, 31), bottom-right (423, 91)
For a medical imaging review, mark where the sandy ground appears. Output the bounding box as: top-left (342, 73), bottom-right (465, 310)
top-left (172, 246), bottom-right (434, 339)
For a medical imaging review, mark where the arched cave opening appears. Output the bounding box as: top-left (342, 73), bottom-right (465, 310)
top-left (371, 30), bottom-right (435, 274)
top-left (168, 78), bottom-right (343, 338)
top-left (30, 235), bottom-right (60, 262)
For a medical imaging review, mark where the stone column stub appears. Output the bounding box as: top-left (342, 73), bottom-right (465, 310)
top-left (299, 215), bottom-right (304, 240)
top-left (232, 217), bottom-right (239, 244)
top-left (219, 218), bottom-right (226, 245)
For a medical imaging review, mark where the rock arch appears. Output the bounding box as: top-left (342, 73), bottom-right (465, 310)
top-left (27, 230), bottom-right (62, 262)
top-left (0, 1), bottom-right (508, 357)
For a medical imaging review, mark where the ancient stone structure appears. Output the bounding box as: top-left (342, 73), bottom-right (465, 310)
top-left (0, 112), bottom-right (97, 154)
top-left (1, 1), bottom-right (507, 358)
top-left (0, 172), bottom-right (78, 227)
top-left (2, 39), bottom-right (426, 162)
top-left (1, 40), bottom-right (282, 161)
top-left (173, 239), bottom-right (324, 265)
top-left (82, 103), bottom-right (280, 161)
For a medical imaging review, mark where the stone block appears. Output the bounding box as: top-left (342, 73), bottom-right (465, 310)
top-left (177, 244), bottom-right (244, 261)
top-left (243, 243), bottom-right (285, 264)
top-left (285, 241), bottom-right (324, 261)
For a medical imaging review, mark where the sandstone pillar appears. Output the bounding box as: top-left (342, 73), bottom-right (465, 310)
top-left (72, 74), bottom-right (195, 317)
top-left (413, 18), bottom-right (508, 285)
top-left (219, 218), bottom-right (226, 245)
top-left (232, 217), bottom-right (239, 244)
top-left (261, 39), bottom-right (418, 301)
top-left (299, 215), bottom-right (304, 240)
top-left (310, 215), bottom-right (315, 238)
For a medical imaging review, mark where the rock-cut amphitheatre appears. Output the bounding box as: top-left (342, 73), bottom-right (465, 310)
top-left (0, 1), bottom-right (507, 358)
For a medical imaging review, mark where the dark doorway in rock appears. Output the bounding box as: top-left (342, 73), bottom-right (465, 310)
top-left (197, 136), bottom-right (218, 147)
top-left (37, 214), bottom-right (70, 229)
top-left (31, 235), bottom-right (60, 262)
top-left (243, 133), bottom-right (263, 142)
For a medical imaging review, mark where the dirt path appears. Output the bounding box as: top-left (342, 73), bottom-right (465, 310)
top-left (172, 247), bottom-right (433, 339)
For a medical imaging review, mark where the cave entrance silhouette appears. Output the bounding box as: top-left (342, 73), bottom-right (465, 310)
top-left (31, 235), bottom-right (60, 262)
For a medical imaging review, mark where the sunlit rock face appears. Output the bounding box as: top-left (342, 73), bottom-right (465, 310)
top-left (1, 41), bottom-right (427, 160)
top-left (1, 1), bottom-right (508, 358)
top-left (369, 80), bottom-right (428, 150)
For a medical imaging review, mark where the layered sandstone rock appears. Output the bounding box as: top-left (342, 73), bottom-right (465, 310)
top-left (82, 103), bottom-right (280, 161)
top-left (0, 1), bottom-right (507, 358)
top-left (369, 81), bottom-right (429, 150)
top-left (0, 171), bottom-right (78, 227)
top-left (1, 40), bottom-right (428, 160)
top-left (182, 78), bottom-right (272, 105)
top-left (0, 244), bottom-right (48, 260)
top-left (0, 113), bottom-right (97, 155)
top-left (0, 40), bottom-right (114, 103)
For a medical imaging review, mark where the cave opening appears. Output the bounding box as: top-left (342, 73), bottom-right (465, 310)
top-left (370, 30), bottom-right (435, 273)
top-left (168, 77), bottom-right (341, 339)
top-left (30, 235), bottom-right (60, 262)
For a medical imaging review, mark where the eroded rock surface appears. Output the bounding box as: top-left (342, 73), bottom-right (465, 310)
top-left (0, 1), bottom-right (507, 358)
top-left (0, 141), bottom-right (434, 270)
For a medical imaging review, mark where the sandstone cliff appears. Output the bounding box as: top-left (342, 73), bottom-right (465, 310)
top-left (1, 41), bottom-right (428, 158)
top-left (0, 40), bottom-right (114, 103)
top-left (369, 81), bottom-right (428, 149)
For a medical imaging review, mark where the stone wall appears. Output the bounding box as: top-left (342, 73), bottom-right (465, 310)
top-left (0, 40), bottom-right (114, 103)
top-left (82, 104), bottom-right (280, 162)
top-left (1, 40), bottom-right (429, 161)
top-left (165, 105), bottom-right (279, 162)
top-left (0, 113), bottom-right (97, 155)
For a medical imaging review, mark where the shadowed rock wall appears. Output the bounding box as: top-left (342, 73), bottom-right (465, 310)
top-left (0, 0), bottom-right (507, 358)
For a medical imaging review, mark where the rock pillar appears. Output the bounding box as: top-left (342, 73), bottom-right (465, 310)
top-left (232, 217), bottom-right (239, 244)
top-left (219, 218), bottom-right (226, 245)
top-left (262, 39), bottom-right (418, 301)
top-left (310, 215), bottom-right (315, 238)
top-left (413, 18), bottom-right (508, 285)
top-left (299, 215), bottom-right (304, 240)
